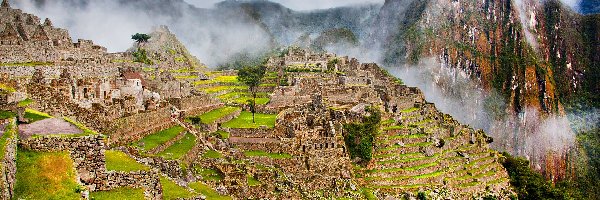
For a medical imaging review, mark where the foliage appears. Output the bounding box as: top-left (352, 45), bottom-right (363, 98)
top-left (14, 150), bottom-right (81, 200)
top-left (189, 182), bottom-right (232, 200)
top-left (132, 48), bottom-right (154, 65)
top-left (221, 112), bottom-right (276, 129)
top-left (105, 150), bottom-right (149, 172)
top-left (90, 187), bottom-right (145, 200)
top-left (131, 33), bottom-right (151, 44)
top-left (192, 107), bottom-right (240, 124)
top-left (343, 107), bottom-right (381, 164)
top-left (160, 176), bottom-right (195, 200)
top-left (243, 150), bottom-right (292, 159)
top-left (500, 152), bottom-right (580, 200)
top-left (135, 126), bottom-right (185, 151)
top-left (157, 133), bottom-right (196, 160)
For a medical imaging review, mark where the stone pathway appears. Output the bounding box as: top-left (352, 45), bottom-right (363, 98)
top-left (18, 118), bottom-right (83, 139)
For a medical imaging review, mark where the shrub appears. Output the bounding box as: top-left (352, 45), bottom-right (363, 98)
top-left (343, 107), bottom-right (381, 164)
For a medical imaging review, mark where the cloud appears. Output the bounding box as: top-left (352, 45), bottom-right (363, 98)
top-left (185, 0), bottom-right (385, 10)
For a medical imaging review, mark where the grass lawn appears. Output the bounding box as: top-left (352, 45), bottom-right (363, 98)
top-left (194, 167), bottom-right (223, 182)
top-left (90, 187), bottom-right (145, 200)
top-left (203, 150), bottom-right (222, 159)
top-left (105, 150), bottom-right (149, 172)
top-left (214, 130), bottom-right (230, 139)
top-left (17, 98), bottom-right (34, 107)
top-left (233, 96), bottom-right (270, 105)
top-left (243, 150), bottom-right (292, 159)
top-left (157, 133), bottom-right (196, 160)
top-left (194, 76), bottom-right (240, 85)
top-left (247, 174), bottom-right (261, 186)
top-left (221, 112), bottom-right (277, 129)
top-left (135, 126), bottom-right (186, 151)
top-left (0, 110), bottom-right (15, 120)
top-left (14, 150), bottom-right (81, 200)
top-left (202, 85), bottom-right (248, 94)
top-left (189, 182), bottom-right (232, 200)
top-left (24, 108), bottom-right (52, 123)
top-left (197, 107), bottom-right (240, 124)
top-left (161, 176), bottom-right (196, 200)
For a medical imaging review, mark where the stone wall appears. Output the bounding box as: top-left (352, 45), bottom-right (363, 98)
top-left (105, 171), bottom-right (162, 200)
top-left (0, 119), bottom-right (17, 200)
top-left (104, 107), bottom-right (175, 146)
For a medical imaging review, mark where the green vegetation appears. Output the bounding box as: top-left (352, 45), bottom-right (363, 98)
top-left (202, 85), bottom-right (248, 94)
top-left (233, 96), bottom-right (270, 105)
top-left (194, 167), bottom-right (223, 182)
top-left (0, 83), bottom-right (15, 93)
top-left (160, 176), bottom-right (195, 200)
top-left (24, 108), bottom-right (52, 123)
top-left (246, 174), bottom-right (261, 186)
top-left (203, 150), bottom-right (223, 159)
top-left (14, 150), bottom-right (81, 200)
top-left (0, 61), bottom-right (54, 67)
top-left (157, 133), bottom-right (196, 160)
top-left (190, 107), bottom-right (240, 124)
top-left (237, 65), bottom-right (267, 123)
top-left (343, 107), bottom-right (381, 164)
top-left (0, 110), bottom-right (15, 120)
top-left (401, 107), bottom-right (419, 113)
top-left (243, 150), bottom-right (292, 159)
top-left (17, 98), bottom-right (34, 107)
top-left (222, 112), bottom-right (276, 129)
top-left (135, 126), bottom-right (185, 151)
top-left (214, 130), bottom-right (230, 139)
top-left (501, 152), bottom-right (580, 199)
top-left (131, 33), bottom-right (151, 44)
top-left (132, 48), bottom-right (153, 65)
top-left (105, 150), bottom-right (149, 172)
top-left (189, 182), bottom-right (232, 200)
top-left (194, 76), bottom-right (240, 85)
top-left (90, 187), bottom-right (145, 200)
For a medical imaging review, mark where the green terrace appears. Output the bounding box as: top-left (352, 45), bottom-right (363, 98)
top-left (189, 182), bottom-right (232, 200)
top-left (247, 174), bottom-right (261, 186)
top-left (365, 162), bottom-right (438, 174)
top-left (0, 83), bottom-right (16, 93)
top-left (188, 106), bottom-right (240, 124)
top-left (194, 167), bottom-right (224, 182)
top-left (160, 176), bottom-right (195, 200)
top-left (201, 85), bottom-right (248, 94)
top-left (133, 125), bottom-right (186, 151)
top-left (24, 108), bottom-right (53, 123)
top-left (157, 133), bottom-right (196, 160)
top-left (91, 187), bottom-right (145, 200)
top-left (222, 112), bottom-right (277, 129)
top-left (0, 61), bottom-right (54, 67)
top-left (202, 150), bottom-right (223, 159)
top-left (105, 150), bottom-right (149, 172)
top-left (194, 75), bottom-right (240, 85)
top-left (243, 150), bottom-right (292, 159)
top-left (401, 107), bottom-right (419, 113)
top-left (217, 92), bottom-right (270, 105)
top-left (364, 170), bottom-right (445, 182)
top-left (0, 110), bottom-right (16, 120)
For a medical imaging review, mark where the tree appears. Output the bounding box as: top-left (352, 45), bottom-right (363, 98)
top-left (131, 33), bottom-right (151, 44)
top-left (237, 65), bottom-right (266, 123)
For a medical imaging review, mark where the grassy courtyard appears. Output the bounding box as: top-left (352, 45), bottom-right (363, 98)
top-left (14, 150), bottom-right (81, 200)
top-left (194, 107), bottom-right (240, 124)
top-left (135, 126), bottom-right (186, 151)
top-left (105, 150), bottom-right (149, 172)
top-left (157, 133), bottom-right (197, 160)
top-left (244, 150), bottom-right (292, 159)
top-left (221, 112), bottom-right (277, 129)
top-left (90, 187), bottom-right (145, 200)
top-left (160, 176), bottom-right (196, 200)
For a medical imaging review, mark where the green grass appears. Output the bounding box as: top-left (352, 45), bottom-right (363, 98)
top-left (202, 85), bottom-right (248, 94)
top-left (247, 174), bottom-right (261, 186)
top-left (203, 150), bottom-right (223, 159)
top-left (189, 182), bottom-right (232, 200)
top-left (214, 130), bottom-right (230, 139)
top-left (0, 61), bottom-right (53, 67)
top-left (160, 176), bottom-right (196, 200)
top-left (196, 107), bottom-right (240, 124)
top-left (135, 126), bottom-right (185, 151)
top-left (17, 98), bottom-right (34, 107)
top-left (194, 76), bottom-right (240, 85)
top-left (383, 125), bottom-right (406, 131)
top-left (105, 150), bottom-right (149, 172)
top-left (401, 107), bottom-right (419, 113)
top-left (157, 133), bottom-right (196, 160)
top-left (14, 150), bottom-right (81, 200)
top-left (0, 83), bottom-right (16, 93)
top-left (0, 110), bottom-right (16, 120)
top-left (24, 108), bottom-right (52, 123)
top-left (194, 167), bottom-right (223, 182)
top-left (233, 97), bottom-right (270, 105)
top-left (243, 150), bottom-right (292, 159)
top-left (222, 112), bottom-right (277, 129)
top-left (90, 187), bottom-right (145, 200)
top-left (367, 162), bottom-right (438, 174)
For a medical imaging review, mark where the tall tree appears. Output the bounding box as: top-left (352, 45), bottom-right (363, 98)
top-left (237, 65), bottom-right (266, 123)
top-left (131, 33), bottom-right (151, 45)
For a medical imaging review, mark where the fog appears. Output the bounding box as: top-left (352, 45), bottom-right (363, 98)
top-left (185, 0), bottom-right (385, 10)
top-left (13, 0), bottom-right (273, 67)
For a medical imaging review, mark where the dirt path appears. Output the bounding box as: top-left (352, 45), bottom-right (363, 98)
top-left (18, 118), bottom-right (83, 139)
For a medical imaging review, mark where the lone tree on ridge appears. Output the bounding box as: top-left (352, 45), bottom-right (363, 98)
top-left (132, 33), bottom-right (151, 45)
top-left (238, 65), bottom-right (266, 123)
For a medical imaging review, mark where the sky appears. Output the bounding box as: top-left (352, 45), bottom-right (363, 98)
top-left (185, 0), bottom-right (385, 10)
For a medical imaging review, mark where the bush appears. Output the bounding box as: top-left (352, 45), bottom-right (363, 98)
top-left (343, 107), bottom-right (381, 164)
